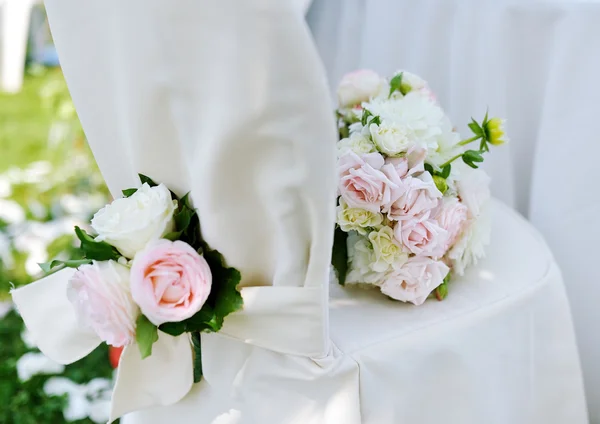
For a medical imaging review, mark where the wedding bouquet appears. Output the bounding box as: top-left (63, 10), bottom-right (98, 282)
top-left (332, 70), bottom-right (506, 305)
top-left (40, 175), bottom-right (243, 381)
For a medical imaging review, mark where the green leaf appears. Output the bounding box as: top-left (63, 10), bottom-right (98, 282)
top-left (388, 72), bottom-right (404, 98)
top-left (74, 227), bottom-right (120, 261)
top-left (163, 231), bottom-right (183, 241)
top-left (122, 188), bottom-right (138, 197)
top-left (39, 259), bottom-right (92, 274)
top-left (424, 163), bottom-right (435, 175)
top-left (332, 226), bottom-right (349, 285)
top-left (191, 332), bottom-right (203, 383)
top-left (440, 164), bottom-right (451, 179)
top-left (138, 174), bottom-right (158, 187)
top-left (158, 321), bottom-right (187, 337)
top-left (174, 207), bottom-right (194, 234)
top-left (361, 109), bottom-right (373, 126)
top-left (468, 120), bottom-right (483, 137)
top-left (463, 150), bottom-right (484, 163)
top-left (435, 281), bottom-right (449, 301)
top-left (370, 115), bottom-right (381, 126)
top-left (136, 315), bottom-right (159, 359)
top-left (211, 266), bottom-right (243, 330)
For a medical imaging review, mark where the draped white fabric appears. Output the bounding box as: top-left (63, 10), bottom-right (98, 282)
top-left (308, 0), bottom-right (600, 421)
top-left (22, 0), bottom-right (589, 422)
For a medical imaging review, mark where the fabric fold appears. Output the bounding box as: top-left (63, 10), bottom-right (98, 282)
top-left (11, 268), bottom-right (101, 364)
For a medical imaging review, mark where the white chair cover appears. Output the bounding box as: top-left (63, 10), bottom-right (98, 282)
top-left (308, 0), bottom-right (600, 420)
top-left (12, 1), bottom-right (588, 423)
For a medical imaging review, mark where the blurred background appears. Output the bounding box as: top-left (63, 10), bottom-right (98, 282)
top-left (0, 4), bottom-right (116, 424)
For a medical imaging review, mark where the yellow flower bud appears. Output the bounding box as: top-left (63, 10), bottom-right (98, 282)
top-left (484, 117), bottom-right (507, 146)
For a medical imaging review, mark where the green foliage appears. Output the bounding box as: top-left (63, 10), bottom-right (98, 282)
top-left (332, 225), bottom-right (349, 286)
top-left (74, 227), bottom-right (120, 262)
top-left (0, 311), bottom-right (115, 424)
top-left (0, 69), bottom-right (113, 423)
top-left (136, 315), bottom-right (159, 359)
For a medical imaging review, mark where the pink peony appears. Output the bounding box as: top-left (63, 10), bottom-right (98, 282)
top-left (386, 172), bottom-right (442, 220)
top-left (435, 197), bottom-right (469, 251)
top-left (337, 69), bottom-right (384, 107)
top-left (380, 256), bottom-right (449, 305)
top-left (338, 152), bottom-right (401, 213)
top-left (130, 239), bottom-right (212, 326)
top-left (67, 261), bottom-right (138, 347)
top-left (394, 214), bottom-right (448, 258)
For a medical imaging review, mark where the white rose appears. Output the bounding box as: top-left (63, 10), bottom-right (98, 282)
top-left (345, 232), bottom-right (387, 286)
top-left (368, 226), bottom-right (408, 272)
top-left (337, 131), bottom-right (377, 156)
top-left (369, 122), bottom-right (413, 156)
top-left (337, 199), bottom-right (383, 235)
top-left (338, 70), bottom-right (384, 107)
top-left (91, 183), bottom-right (176, 258)
top-left (380, 256), bottom-right (449, 305)
top-left (448, 201), bottom-right (491, 275)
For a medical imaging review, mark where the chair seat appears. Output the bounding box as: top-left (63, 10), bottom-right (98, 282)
top-left (328, 199), bottom-right (587, 424)
top-left (123, 200), bottom-right (586, 424)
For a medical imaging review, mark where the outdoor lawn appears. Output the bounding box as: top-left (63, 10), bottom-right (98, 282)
top-left (0, 68), bottom-right (116, 424)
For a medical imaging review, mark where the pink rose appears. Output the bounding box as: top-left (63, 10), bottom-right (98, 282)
top-left (338, 152), bottom-right (400, 213)
top-left (130, 239), bottom-right (212, 326)
top-left (387, 172), bottom-right (442, 220)
top-left (380, 257), bottom-right (449, 305)
top-left (435, 197), bottom-right (469, 251)
top-left (394, 214), bottom-right (448, 258)
top-left (337, 69), bottom-right (384, 107)
top-left (67, 261), bottom-right (138, 347)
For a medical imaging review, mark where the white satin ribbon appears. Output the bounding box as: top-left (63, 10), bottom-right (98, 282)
top-left (11, 269), bottom-right (328, 422)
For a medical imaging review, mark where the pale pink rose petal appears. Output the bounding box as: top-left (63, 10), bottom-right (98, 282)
top-left (67, 261), bottom-right (138, 347)
top-left (130, 239), bottom-right (212, 326)
top-left (434, 197), bottom-right (469, 252)
top-left (380, 257), bottom-right (449, 305)
top-left (387, 172), bottom-right (442, 221)
top-left (394, 215), bottom-right (448, 258)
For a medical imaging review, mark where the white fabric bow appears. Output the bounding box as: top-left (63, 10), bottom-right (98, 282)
top-left (11, 268), bottom-right (327, 422)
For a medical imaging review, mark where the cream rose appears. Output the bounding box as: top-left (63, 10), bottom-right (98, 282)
top-left (368, 226), bottom-right (408, 273)
top-left (91, 183), bottom-right (177, 258)
top-left (369, 122), bottom-right (413, 156)
top-left (380, 256), bottom-right (449, 305)
top-left (337, 131), bottom-right (377, 157)
top-left (337, 199), bottom-right (383, 235)
top-left (67, 261), bottom-right (139, 347)
top-left (345, 233), bottom-right (387, 286)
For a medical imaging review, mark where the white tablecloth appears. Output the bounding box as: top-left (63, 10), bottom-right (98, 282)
top-left (308, 1), bottom-right (600, 420)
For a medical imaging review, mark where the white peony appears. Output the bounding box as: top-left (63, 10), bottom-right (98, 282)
top-left (426, 115), bottom-right (462, 168)
top-left (345, 232), bottom-right (387, 286)
top-left (16, 352), bottom-right (65, 382)
top-left (365, 92), bottom-right (445, 152)
top-left (91, 183), bottom-right (176, 258)
top-left (337, 199), bottom-right (383, 235)
top-left (455, 165), bottom-right (491, 218)
top-left (337, 131), bottom-right (377, 156)
top-left (369, 122), bottom-right (413, 156)
top-left (448, 201), bottom-right (491, 275)
top-left (368, 226), bottom-right (408, 272)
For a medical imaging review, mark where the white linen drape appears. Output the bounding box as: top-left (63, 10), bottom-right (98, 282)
top-left (308, 1), bottom-right (600, 421)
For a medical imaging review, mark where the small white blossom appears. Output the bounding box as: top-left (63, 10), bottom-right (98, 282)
top-left (16, 352), bottom-right (65, 382)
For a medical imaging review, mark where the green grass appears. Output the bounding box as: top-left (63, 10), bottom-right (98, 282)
top-left (0, 70), bottom-right (57, 172)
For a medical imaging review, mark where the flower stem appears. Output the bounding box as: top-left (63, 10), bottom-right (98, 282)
top-left (458, 135), bottom-right (481, 146)
top-left (439, 154), bottom-right (463, 169)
